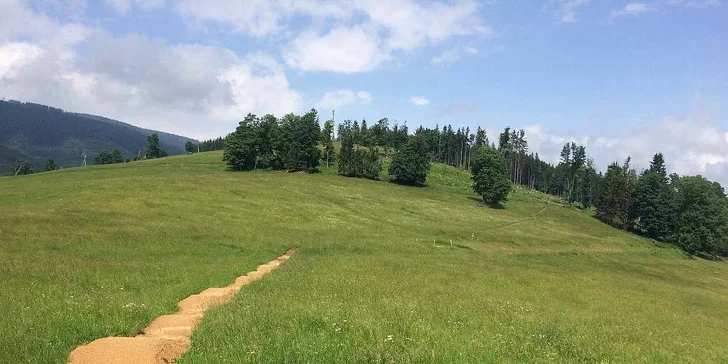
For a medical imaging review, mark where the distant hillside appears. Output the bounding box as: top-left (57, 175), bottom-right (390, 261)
top-left (0, 100), bottom-right (197, 173)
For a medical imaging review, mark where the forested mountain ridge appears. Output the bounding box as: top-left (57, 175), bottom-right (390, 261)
top-left (0, 100), bottom-right (196, 173)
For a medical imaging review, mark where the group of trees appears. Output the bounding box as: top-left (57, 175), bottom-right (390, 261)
top-left (336, 118), bottom-right (409, 153)
top-left (223, 110), bottom-right (321, 172)
top-left (596, 153), bottom-right (728, 256)
top-left (93, 149), bottom-right (124, 165)
top-left (7, 133), bottom-right (167, 175)
top-left (10, 157), bottom-right (57, 175)
top-left (414, 125), bottom-right (486, 170)
top-left (220, 110), bottom-right (727, 256)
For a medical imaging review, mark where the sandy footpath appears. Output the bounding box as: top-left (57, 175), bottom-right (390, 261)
top-left (68, 249), bottom-right (296, 364)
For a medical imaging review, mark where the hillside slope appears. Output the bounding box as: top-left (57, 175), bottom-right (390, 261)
top-left (0, 100), bottom-right (196, 173)
top-left (0, 153), bottom-right (726, 363)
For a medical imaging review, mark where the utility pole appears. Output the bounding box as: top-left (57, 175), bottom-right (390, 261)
top-left (332, 109), bottom-right (335, 123)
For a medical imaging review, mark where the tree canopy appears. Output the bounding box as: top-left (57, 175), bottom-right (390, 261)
top-left (388, 136), bottom-right (431, 186)
top-left (471, 147), bottom-right (510, 206)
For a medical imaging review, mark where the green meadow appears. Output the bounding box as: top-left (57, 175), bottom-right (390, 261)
top-left (1, 151), bottom-right (727, 363)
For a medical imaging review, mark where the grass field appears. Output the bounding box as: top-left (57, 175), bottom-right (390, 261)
top-left (1, 151), bottom-right (727, 363)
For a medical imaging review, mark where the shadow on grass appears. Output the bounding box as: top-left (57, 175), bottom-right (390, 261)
top-left (387, 178), bottom-right (428, 187)
top-left (467, 196), bottom-right (505, 209)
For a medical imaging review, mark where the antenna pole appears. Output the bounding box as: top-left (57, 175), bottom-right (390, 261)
top-left (332, 109), bottom-right (335, 122)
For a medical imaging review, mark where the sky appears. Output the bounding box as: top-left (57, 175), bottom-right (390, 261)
top-left (0, 0), bottom-right (727, 184)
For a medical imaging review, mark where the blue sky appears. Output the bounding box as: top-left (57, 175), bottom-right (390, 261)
top-left (1, 0), bottom-right (727, 183)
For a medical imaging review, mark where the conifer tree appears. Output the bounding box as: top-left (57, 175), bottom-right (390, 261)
top-left (322, 119), bottom-right (336, 168)
top-left (631, 153), bottom-right (676, 240)
top-left (388, 135), bottom-right (431, 186)
top-left (43, 158), bottom-right (57, 172)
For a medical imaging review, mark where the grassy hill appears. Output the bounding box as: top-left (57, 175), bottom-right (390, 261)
top-left (1, 152), bottom-right (726, 363)
top-left (0, 100), bottom-right (196, 173)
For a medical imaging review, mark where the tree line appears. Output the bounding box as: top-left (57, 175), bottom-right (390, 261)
top-left (9, 133), bottom-right (168, 175)
top-left (221, 110), bottom-right (727, 257)
top-left (596, 154), bottom-right (728, 256)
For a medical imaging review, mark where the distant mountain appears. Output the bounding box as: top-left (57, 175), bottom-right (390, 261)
top-left (0, 100), bottom-right (197, 173)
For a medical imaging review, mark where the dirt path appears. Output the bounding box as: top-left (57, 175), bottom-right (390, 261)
top-left (68, 249), bottom-right (296, 364)
top-left (482, 205), bottom-right (550, 232)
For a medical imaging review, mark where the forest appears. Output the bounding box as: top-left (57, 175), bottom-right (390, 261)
top-left (0, 100), bottom-right (193, 173)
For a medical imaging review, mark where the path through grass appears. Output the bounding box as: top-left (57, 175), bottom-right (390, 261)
top-left (1, 152), bottom-right (726, 363)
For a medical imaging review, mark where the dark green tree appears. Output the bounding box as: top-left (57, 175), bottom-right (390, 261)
top-left (473, 127), bottom-right (488, 151)
top-left (282, 109), bottom-right (320, 172)
top-left (322, 119), bottom-right (336, 168)
top-left (146, 133), bottom-right (166, 159)
top-left (43, 158), bottom-right (57, 172)
top-left (650, 153), bottom-right (667, 176)
top-left (471, 147), bottom-right (510, 205)
top-left (388, 135), bottom-right (431, 185)
top-left (596, 159), bottom-right (636, 229)
top-left (631, 153), bottom-right (676, 240)
top-left (674, 176), bottom-right (728, 255)
top-left (12, 159), bottom-right (34, 175)
top-left (358, 146), bottom-right (382, 180)
top-left (93, 149), bottom-right (124, 165)
top-left (338, 131), bottom-right (357, 176)
top-left (223, 114), bottom-right (259, 171)
top-left (338, 131), bottom-right (381, 180)
top-left (257, 114), bottom-right (281, 169)
top-left (185, 141), bottom-right (197, 154)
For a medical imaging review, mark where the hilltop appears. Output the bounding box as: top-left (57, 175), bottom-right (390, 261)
top-left (1, 152), bottom-right (726, 363)
top-left (0, 100), bottom-right (196, 173)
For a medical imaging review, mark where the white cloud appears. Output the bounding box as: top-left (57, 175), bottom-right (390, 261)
top-left (521, 107), bottom-right (728, 186)
top-left (550, 0), bottom-right (591, 23)
top-left (105, 0), bottom-right (164, 13)
top-left (432, 46), bottom-right (479, 66)
top-left (610, 3), bottom-right (656, 18)
top-left (316, 89), bottom-right (372, 110)
top-left (410, 96), bottom-right (430, 106)
top-left (176, 0), bottom-right (284, 37)
top-left (175, 0), bottom-right (491, 73)
top-left (0, 43), bottom-right (44, 79)
top-left (0, 1), bottom-right (302, 140)
top-left (665, 0), bottom-right (720, 8)
top-left (283, 25), bottom-right (389, 73)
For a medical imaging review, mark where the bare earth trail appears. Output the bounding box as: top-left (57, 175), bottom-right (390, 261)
top-left (68, 249), bottom-right (296, 364)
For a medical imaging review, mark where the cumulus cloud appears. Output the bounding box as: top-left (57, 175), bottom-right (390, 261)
top-left (0, 0), bottom-right (302, 139)
top-left (316, 90), bottom-right (372, 110)
top-left (175, 0), bottom-right (491, 73)
top-left (283, 25), bottom-right (389, 73)
top-left (522, 107), bottom-right (728, 186)
top-left (410, 96), bottom-right (431, 106)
